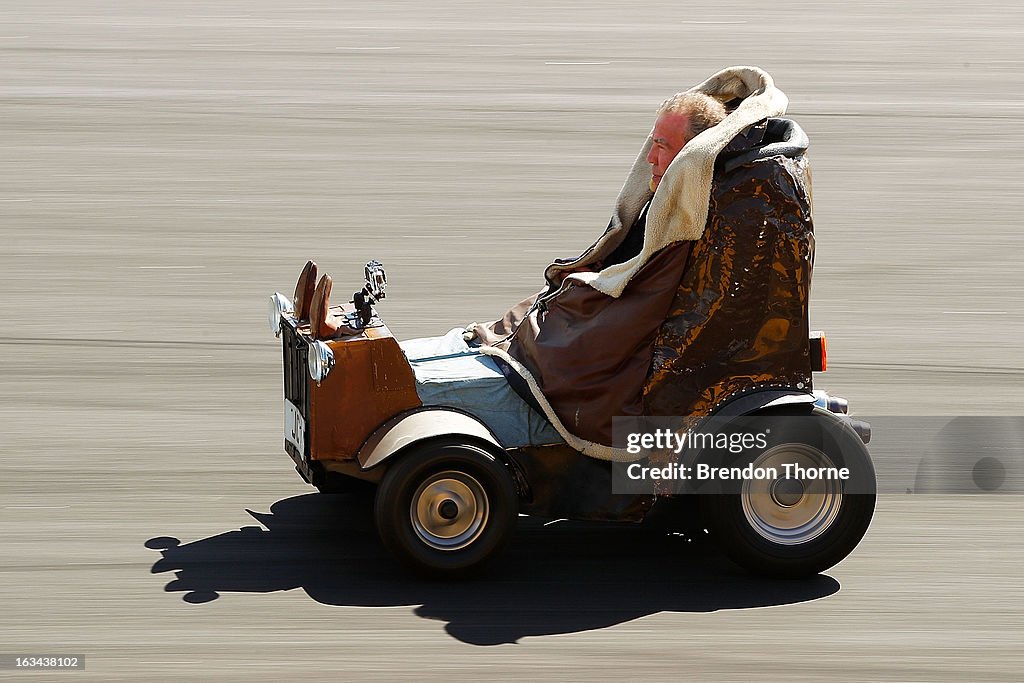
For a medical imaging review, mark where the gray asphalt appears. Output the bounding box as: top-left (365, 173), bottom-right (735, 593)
top-left (2, 1), bottom-right (1023, 680)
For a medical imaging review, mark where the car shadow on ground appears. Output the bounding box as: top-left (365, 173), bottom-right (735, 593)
top-left (145, 493), bottom-right (839, 645)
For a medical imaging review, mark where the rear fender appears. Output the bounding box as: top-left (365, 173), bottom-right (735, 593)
top-left (710, 390), bottom-right (869, 445)
top-left (710, 389), bottom-right (817, 419)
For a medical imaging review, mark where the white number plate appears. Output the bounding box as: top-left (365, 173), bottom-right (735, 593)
top-left (284, 400), bottom-right (306, 454)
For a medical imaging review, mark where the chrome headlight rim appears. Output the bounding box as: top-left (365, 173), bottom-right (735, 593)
top-left (268, 292), bottom-right (294, 337)
top-left (307, 340), bottom-right (335, 384)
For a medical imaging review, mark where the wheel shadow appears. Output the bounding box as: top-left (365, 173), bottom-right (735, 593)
top-left (145, 493), bottom-right (840, 646)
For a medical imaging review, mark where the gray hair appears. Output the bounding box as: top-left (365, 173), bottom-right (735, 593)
top-left (657, 92), bottom-right (727, 139)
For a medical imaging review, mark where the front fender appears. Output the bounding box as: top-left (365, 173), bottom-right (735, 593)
top-left (357, 407), bottom-right (503, 470)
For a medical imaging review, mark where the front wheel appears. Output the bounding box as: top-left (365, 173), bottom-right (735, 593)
top-left (700, 410), bottom-right (876, 578)
top-left (374, 440), bottom-right (518, 578)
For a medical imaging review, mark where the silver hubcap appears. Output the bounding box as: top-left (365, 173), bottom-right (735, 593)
top-left (410, 471), bottom-right (489, 551)
top-left (741, 444), bottom-right (844, 546)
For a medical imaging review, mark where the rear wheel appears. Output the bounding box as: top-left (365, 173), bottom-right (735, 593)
top-left (374, 440), bottom-right (518, 577)
top-left (701, 410), bottom-right (875, 578)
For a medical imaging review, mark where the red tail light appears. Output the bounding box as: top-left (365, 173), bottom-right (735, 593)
top-left (810, 331), bottom-right (827, 372)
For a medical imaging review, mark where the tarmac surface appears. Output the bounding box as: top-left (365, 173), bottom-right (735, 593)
top-left (2, 1), bottom-right (1023, 680)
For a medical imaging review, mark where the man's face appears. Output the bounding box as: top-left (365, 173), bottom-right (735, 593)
top-left (646, 112), bottom-right (691, 191)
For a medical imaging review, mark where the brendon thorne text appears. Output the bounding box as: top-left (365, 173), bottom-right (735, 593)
top-left (625, 461), bottom-right (851, 482)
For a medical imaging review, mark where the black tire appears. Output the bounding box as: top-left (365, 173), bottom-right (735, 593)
top-left (700, 409), bottom-right (876, 578)
top-left (374, 439), bottom-right (518, 578)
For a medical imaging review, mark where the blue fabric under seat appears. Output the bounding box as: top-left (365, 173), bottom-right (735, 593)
top-left (399, 328), bottom-right (564, 449)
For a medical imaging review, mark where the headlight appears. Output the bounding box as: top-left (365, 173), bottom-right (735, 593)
top-left (307, 340), bottom-right (335, 384)
top-left (268, 292), bottom-right (294, 337)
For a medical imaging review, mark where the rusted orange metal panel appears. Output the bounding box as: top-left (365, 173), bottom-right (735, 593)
top-left (307, 320), bottom-right (421, 461)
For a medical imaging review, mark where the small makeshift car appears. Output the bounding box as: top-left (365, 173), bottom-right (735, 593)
top-left (268, 70), bottom-right (875, 578)
top-left (269, 249), bottom-right (873, 579)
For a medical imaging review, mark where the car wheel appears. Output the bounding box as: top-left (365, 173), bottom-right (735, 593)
top-left (700, 409), bottom-right (876, 578)
top-left (374, 439), bottom-right (518, 577)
